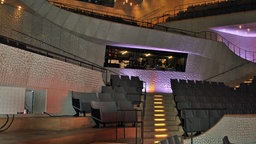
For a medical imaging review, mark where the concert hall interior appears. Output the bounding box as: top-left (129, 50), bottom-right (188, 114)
top-left (1, 0), bottom-right (256, 144)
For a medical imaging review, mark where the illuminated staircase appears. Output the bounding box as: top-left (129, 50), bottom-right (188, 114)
top-left (143, 93), bottom-right (184, 144)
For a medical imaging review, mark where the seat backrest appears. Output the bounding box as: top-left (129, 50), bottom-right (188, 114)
top-left (72, 91), bottom-right (98, 102)
top-left (117, 100), bottom-right (133, 110)
top-left (101, 86), bottom-right (114, 93)
top-left (223, 136), bottom-right (232, 144)
top-left (91, 101), bottom-right (117, 112)
top-left (98, 93), bottom-right (114, 102)
top-left (158, 139), bottom-right (169, 144)
top-left (168, 135), bottom-right (180, 144)
top-left (111, 75), bottom-right (121, 87)
top-left (81, 93), bottom-right (98, 102)
top-left (121, 75), bottom-right (130, 82)
top-left (113, 92), bottom-right (127, 101)
top-left (114, 86), bottom-right (126, 93)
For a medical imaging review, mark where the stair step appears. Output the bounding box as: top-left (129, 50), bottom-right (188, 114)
top-left (144, 126), bottom-right (180, 132)
top-left (144, 112), bottom-right (178, 117)
top-left (143, 116), bottom-right (177, 121)
top-left (143, 93), bottom-right (183, 143)
top-left (143, 130), bottom-right (184, 139)
top-left (144, 105), bottom-right (176, 110)
top-left (143, 121), bottom-right (181, 127)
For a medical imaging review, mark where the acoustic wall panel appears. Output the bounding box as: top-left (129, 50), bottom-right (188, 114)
top-left (0, 87), bottom-right (25, 114)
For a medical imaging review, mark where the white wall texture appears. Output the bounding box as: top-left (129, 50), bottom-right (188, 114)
top-left (0, 3), bottom-right (106, 66)
top-left (0, 44), bottom-right (104, 114)
top-left (1, 0), bottom-right (256, 93)
top-left (1, 0), bottom-right (256, 114)
top-left (163, 10), bottom-right (256, 32)
top-left (184, 115), bottom-right (256, 144)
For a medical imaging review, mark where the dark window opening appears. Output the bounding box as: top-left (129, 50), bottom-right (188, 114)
top-left (104, 45), bottom-right (188, 72)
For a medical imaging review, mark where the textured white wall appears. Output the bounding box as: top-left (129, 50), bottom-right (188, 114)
top-left (0, 44), bottom-right (104, 114)
top-left (0, 3), bottom-right (105, 66)
top-left (163, 10), bottom-right (256, 32)
top-left (18, 0), bottom-right (256, 88)
top-left (184, 115), bottom-right (256, 144)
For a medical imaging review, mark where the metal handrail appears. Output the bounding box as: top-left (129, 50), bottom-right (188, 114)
top-left (0, 33), bottom-right (105, 71)
top-left (13, 30), bottom-right (124, 82)
top-left (47, 0), bottom-right (135, 20)
top-left (47, 0), bottom-right (256, 63)
top-left (0, 30), bottom-right (126, 85)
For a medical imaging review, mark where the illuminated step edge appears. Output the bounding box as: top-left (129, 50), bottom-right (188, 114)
top-left (154, 98), bottom-right (163, 101)
top-left (154, 118), bottom-right (166, 121)
top-left (154, 106), bottom-right (164, 109)
top-left (154, 101), bottom-right (163, 104)
top-left (154, 123), bottom-right (166, 126)
top-left (154, 95), bottom-right (163, 98)
top-left (154, 128), bottom-right (167, 132)
top-left (154, 134), bottom-right (168, 138)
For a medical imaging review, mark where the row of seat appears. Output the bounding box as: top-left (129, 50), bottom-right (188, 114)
top-left (176, 95), bottom-right (256, 103)
top-left (50, 1), bottom-right (138, 26)
top-left (171, 78), bottom-right (256, 98)
top-left (171, 79), bottom-right (233, 98)
top-left (71, 91), bottom-right (141, 127)
top-left (91, 100), bottom-right (140, 128)
top-left (167, 0), bottom-right (256, 22)
top-left (72, 75), bottom-right (144, 116)
top-left (110, 75), bottom-right (144, 91)
top-left (158, 135), bottom-right (181, 144)
top-left (171, 78), bottom-right (256, 133)
top-left (71, 89), bottom-right (142, 115)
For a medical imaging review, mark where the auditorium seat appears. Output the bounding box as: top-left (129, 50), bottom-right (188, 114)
top-left (158, 135), bottom-right (181, 144)
top-left (98, 93), bottom-right (114, 102)
top-left (223, 136), bottom-right (234, 144)
top-left (72, 91), bottom-right (99, 116)
top-left (110, 74), bottom-right (121, 87)
top-left (101, 86), bottom-right (114, 94)
top-left (91, 101), bottom-right (120, 127)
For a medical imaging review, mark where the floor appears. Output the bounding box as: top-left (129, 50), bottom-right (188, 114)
top-left (0, 126), bottom-right (141, 144)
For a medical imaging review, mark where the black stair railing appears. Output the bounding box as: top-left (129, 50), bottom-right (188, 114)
top-left (0, 30), bottom-right (121, 85)
top-left (47, 0), bottom-right (256, 63)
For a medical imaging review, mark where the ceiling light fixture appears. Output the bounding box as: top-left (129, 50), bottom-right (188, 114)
top-left (115, 0), bottom-right (142, 7)
top-left (18, 6), bottom-right (22, 10)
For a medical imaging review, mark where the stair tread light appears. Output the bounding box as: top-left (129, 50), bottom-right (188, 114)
top-left (155, 128), bottom-right (167, 132)
top-left (154, 106), bottom-right (164, 108)
top-left (18, 6), bottom-right (22, 10)
top-left (154, 114), bottom-right (165, 117)
top-left (154, 109), bottom-right (164, 112)
top-left (154, 98), bottom-right (163, 101)
top-left (155, 134), bottom-right (168, 138)
top-left (154, 118), bottom-right (166, 121)
top-left (154, 123), bottom-right (166, 126)
top-left (154, 95), bottom-right (163, 97)
top-left (154, 101), bottom-right (162, 104)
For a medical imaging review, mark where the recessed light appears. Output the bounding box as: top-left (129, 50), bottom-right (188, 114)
top-left (18, 6), bottom-right (22, 10)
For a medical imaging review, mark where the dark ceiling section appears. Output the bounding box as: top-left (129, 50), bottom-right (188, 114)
top-left (80, 0), bottom-right (114, 7)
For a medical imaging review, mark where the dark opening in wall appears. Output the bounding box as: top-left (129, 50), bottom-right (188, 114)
top-left (104, 45), bottom-right (188, 72)
top-left (80, 0), bottom-right (114, 7)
